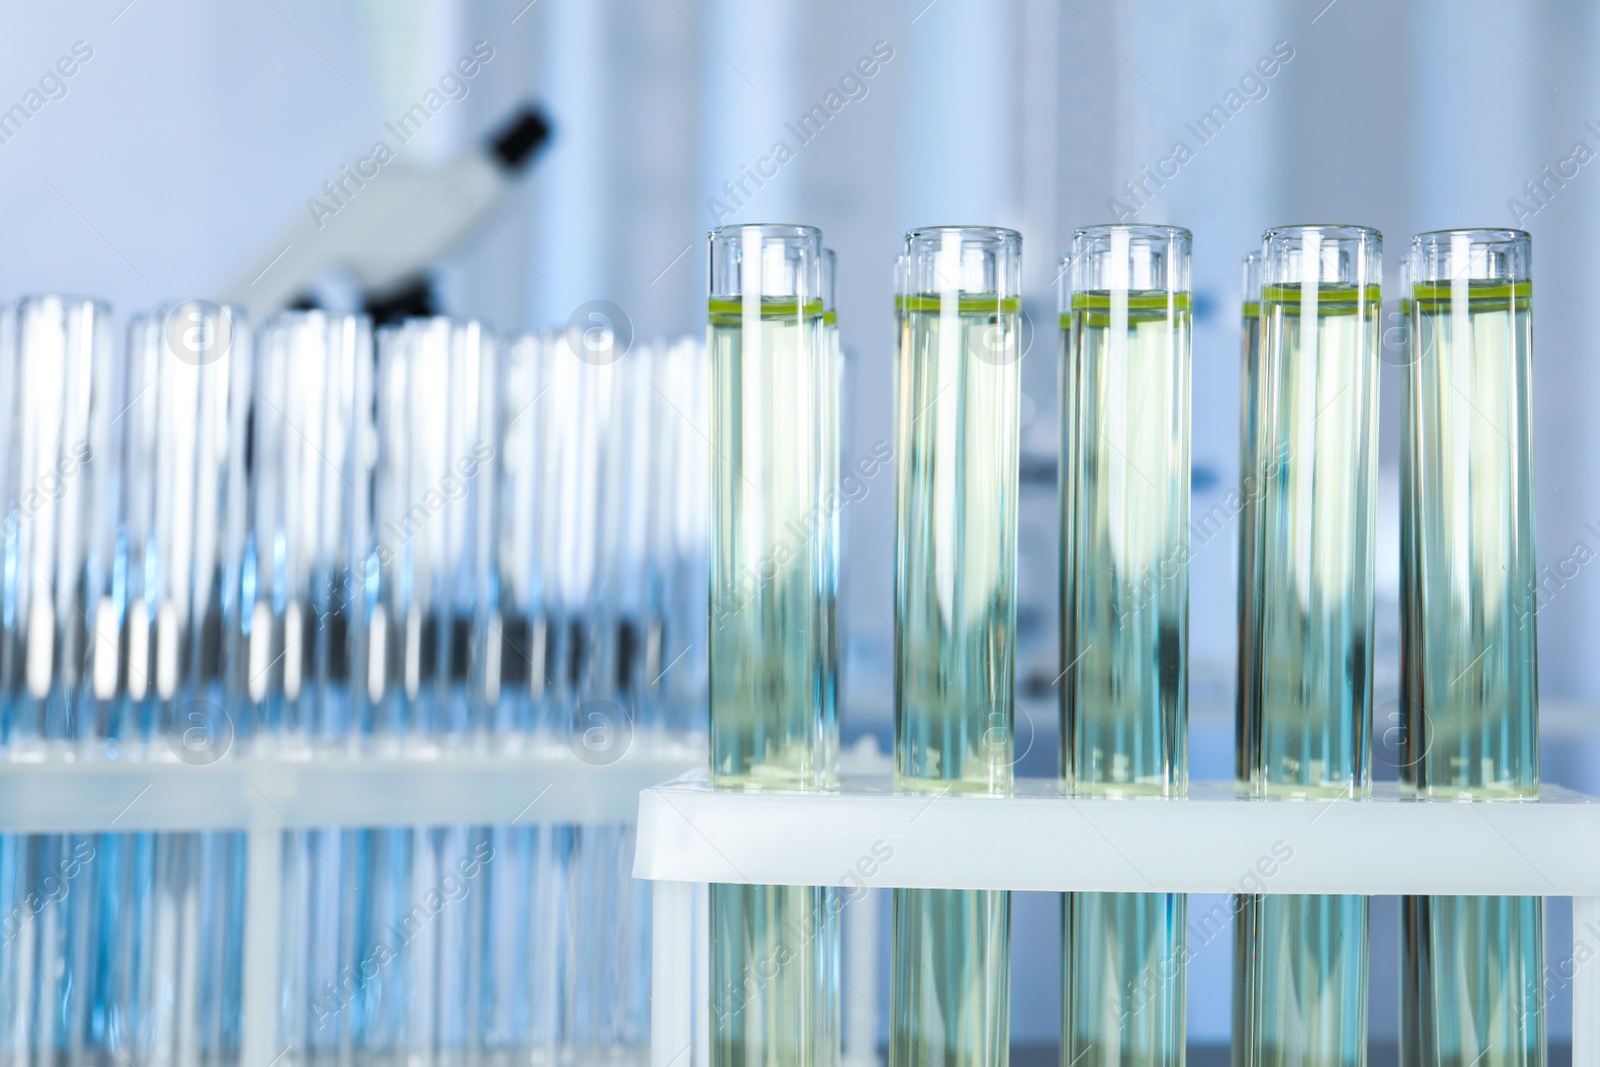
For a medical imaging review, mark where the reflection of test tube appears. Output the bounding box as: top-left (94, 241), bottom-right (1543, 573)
top-left (244, 312), bottom-right (371, 749)
top-left (370, 318), bottom-right (496, 750)
top-left (0, 297), bottom-right (114, 755)
top-left (1236, 252), bottom-right (1264, 785)
top-left (707, 224), bottom-right (839, 1066)
top-left (1237, 225), bottom-right (1380, 1067)
top-left (1399, 229), bottom-right (1542, 1067)
top-left (1060, 225), bottom-right (1190, 1067)
top-left (892, 226), bottom-right (1020, 1067)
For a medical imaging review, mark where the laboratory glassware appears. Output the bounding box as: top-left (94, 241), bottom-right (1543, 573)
top-left (707, 224), bottom-right (841, 1067)
top-left (1236, 224), bottom-right (1381, 1067)
top-left (893, 226), bottom-right (1021, 1067)
top-left (1400, 228), bottom-right (1542, 1067)
top-left (1060, 225), bottom-right (1191, 1067)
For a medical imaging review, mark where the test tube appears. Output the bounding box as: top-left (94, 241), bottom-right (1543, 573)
top-left (892, 226), bottom-right (1020, 1067)
top-left (242, 312), bottom-right (371, 750)
top-left (1399, 229), bottom-right (1542, 1067)
top-left (0, 296), bottom-right (115, 755)
top-left (115, 304), bottom-right (250, 1065)
top-left (706, 224), bottom-right (840, 1066)
top-left (1236, 252), bottom-right (1264, 786)
top-left (369, 318), bottom-right (496, 750)
top-left (119, 302), bottom-right (249, 754)
top-left (1236, 225), bottom-right (1380, 1067)
top-left (1060, 225), bottom-right (1190, 1066)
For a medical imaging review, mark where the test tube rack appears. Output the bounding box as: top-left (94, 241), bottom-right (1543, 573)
top-left (0, 743), bottom-right (701, 1067)
top-left (635, 755), bottom-right (1600, 1067)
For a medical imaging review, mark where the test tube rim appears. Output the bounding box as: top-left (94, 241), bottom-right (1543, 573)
top-left (1260, 222), bottom-right (1381, 244)
top-left (904, 224), bottom-right (1021, 247)
top-left (1070, 222), bottom-right (1193, 244)
top-left (705, 222), bottom-right (821, 243)
top-left (1408, 227), bottom-right (1531, 282)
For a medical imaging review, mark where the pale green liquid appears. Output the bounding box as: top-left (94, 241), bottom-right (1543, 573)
top-left (1400, 281), bottom-right (1541, 1067)
top-left (892, 296), bottom-right (1019, 1067)
top-left (1237, 284), bottom-right (1378, 1067)
top-left (1235, 894), bottom-right (1369, 1067)
top-left (708, 299), bottom-right (839, 1067)
top-left (1403, 281), bottom-right (1536, 798)
top-left (1401, 895), bottom-right (1543, 1067)
top-left (1060, 292), bottom-right (1189, 1067)
top-left (1250, 284), bottom-right (1379, 796)
top-left (894, 888), bottom-right (1010, 1067)
top-left (1063, 892), bottom-right (1186, 1067)
top-left (710, 882), bottom-right (841, 1067)
top-left (1060, 294), bottom-right (1189, 793)
top-left (709, 300), bottom-right (834, 788)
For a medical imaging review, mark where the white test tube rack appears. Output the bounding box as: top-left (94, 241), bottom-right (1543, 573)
top-left (0, 743), bottom-right (701, 1067)
top-left (635, 764), bottom-right (1600, 1067)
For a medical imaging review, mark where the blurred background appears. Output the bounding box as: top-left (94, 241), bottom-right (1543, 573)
top-left (2, 0), bottom-right (1597, 1054)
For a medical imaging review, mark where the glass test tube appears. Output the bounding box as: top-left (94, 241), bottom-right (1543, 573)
top-left (892, 226), bottom-right (1020, 1067)
top-left (1399, 229), bottom-right (1542, 1067)
top-left (1237, 252), bottom-right (1264, 786)
top-left (1236, 225), bottom-right (1380, 1067)
top-left (117, 304), bottom-right (250, 1066)
top-left (243, 312), bottom-right (371, 751)
top-left (251, 313), bottom-right (382, 1064)
top-left (707, 224), bottom-right (840, 1066)
top-left (1060, 225), bottom-right (1191, 1067)
top-left (0, 296), bottom-right (114, 755)
top-left (370, 318), bottom-right (496, 750)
